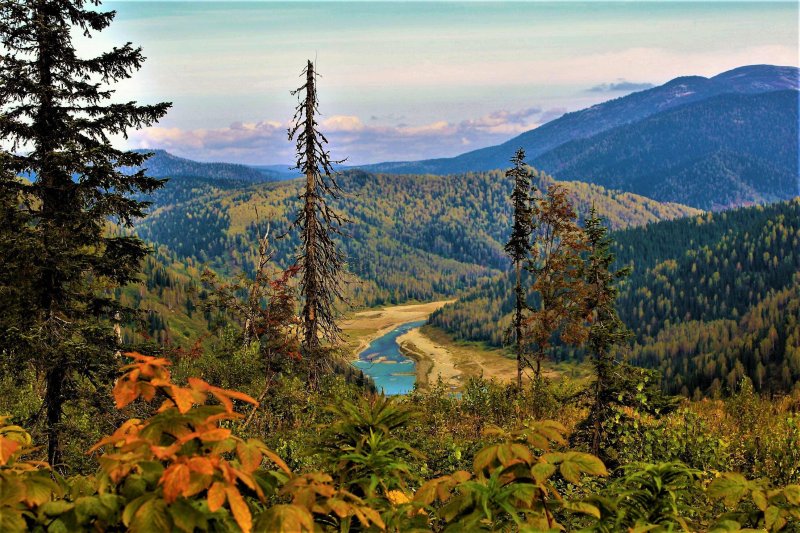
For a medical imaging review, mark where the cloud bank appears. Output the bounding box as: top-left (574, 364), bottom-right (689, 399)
top-left (130, 107), bottom-right (561, 166)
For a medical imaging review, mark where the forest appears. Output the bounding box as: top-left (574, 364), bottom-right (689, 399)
top-left (1, 1), bottom-right (799, 532)
top-left (431, 200), bottom-right (800, 396)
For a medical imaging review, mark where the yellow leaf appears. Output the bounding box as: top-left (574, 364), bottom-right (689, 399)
top-left (254, 504), bottom-right (314, 532)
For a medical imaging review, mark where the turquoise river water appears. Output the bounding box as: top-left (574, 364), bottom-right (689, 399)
top-left (351, 320), bottom-right (426, 395)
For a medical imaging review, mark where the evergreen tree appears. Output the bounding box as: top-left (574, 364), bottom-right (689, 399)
top-left (503, 148), bottom-right (536, 389)
top-left (581, 206), bottom-right (632, 456)
top-left (288, 60), bottom-right (348, 387)
top-left (0, 0), bottom-right (170, 467)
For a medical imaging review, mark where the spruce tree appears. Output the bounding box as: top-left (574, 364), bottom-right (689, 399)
top-left (0, 0), bottom-right (170, 467)
top-left (503, 148), bottom-right (536, 389)
top-left (288, 60), bottom-right (348, 387)
top-left (581, 206), bottom-right (632, 456)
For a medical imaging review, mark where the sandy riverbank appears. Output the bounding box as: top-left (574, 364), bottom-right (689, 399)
top-left (342, 302), bottom-right (559, 392)
top-left (340, 300), bottom-right (454, 357)
top-left (397, 326), bottom-right (519, 390)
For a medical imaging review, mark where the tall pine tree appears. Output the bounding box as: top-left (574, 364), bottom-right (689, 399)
top-left (288, 60), bottom-right (348, 387)
top-left (0, 0), bottom-right (170, 466)
top-left (581, 206), bottom-right (632, 456)
top-left (503, 148), bottom-right (536, 389)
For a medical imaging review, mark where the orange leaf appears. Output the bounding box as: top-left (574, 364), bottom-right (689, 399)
top-left (138, 382), bottom-right (156, 402)
top-left (261, 447), bottom-right (292, 474)
top-left (113, 379), bottom-right (138, 409)
top-left (207, 482), bottom-right (226, 512)
top-left (170, 386), bottom-right (196, 414)
top-left (198, 428), bottom-right (231, 443)
top-left (161, 463), bottom-right (191, 503)
top-left (187, 457), bottom-right (215, 476)
top-left (0, 436), bottom-right (20, 465)
top-left (226, 486), bottom-right (252, 533)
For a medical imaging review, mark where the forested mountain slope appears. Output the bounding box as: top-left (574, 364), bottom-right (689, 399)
top-left (533, 90), bottom-right (799, 210)
top-left (114, 245), bottom-right (218, 347)
top-left (430, 199), bottom-right (800, 394)
top-left (129, 149), bottom-right (283, 182)
top-left (134, 168), bottom-right (699, 307)
top-left (361, 65), bottom-right (798, 177)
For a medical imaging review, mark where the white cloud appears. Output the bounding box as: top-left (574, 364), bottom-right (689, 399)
top-left (129, 106), bottom-right (557, 165)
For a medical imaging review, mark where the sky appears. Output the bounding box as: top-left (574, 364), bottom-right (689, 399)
top-left (84, 1), bottom-right (799, 166)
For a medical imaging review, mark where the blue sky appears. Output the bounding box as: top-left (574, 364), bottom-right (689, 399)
top-left (88, 2), bottom-right (799, 165)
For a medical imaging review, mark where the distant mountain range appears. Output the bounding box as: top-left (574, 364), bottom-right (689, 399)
top-left (534, 90), bottom-right (798, 210)
top-left (360, 65), bottom-right (799, 209)
top-left (131, 149), bottom-right (287, 182)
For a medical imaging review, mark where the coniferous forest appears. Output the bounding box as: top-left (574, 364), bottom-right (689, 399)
top-left (1, 1), bottom-right (799, 532)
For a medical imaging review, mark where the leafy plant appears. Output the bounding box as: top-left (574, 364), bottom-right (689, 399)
top-left (708, 472), bottom-right (800, 531)
top-left (415, 420), bottom-right (607, 531)
top-left (590, 461), bottom-right (702, 532)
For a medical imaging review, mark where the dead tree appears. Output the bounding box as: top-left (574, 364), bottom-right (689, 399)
top-left (288, 60), bottom-right (349, 386)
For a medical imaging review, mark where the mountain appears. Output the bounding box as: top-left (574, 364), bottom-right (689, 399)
top-left (360, 65), bottom-right (799, 209)
top-left (362, 65), bottom-right (797, 175)
top-left (133, 166), bottom-right (699, 308)
top-left (250, 164), bottom-right (302, 180)
top-left (429, 199), bottom-right (800, 395)
top-left (534, 91), bottom-right (799, 210)
top-left (131, 149), bottom-right (283, 182)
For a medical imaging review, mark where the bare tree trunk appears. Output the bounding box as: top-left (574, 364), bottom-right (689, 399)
top-left (515, 260), bottom-right (523, 390)
top-left (45, 363), bottom-right (63, 468)
top-left (591, 370), bottom-right (602, 456)
top-left (301, 62), bottom-right (319, 352)
top-left (36, 1), bottom-right (64, 469)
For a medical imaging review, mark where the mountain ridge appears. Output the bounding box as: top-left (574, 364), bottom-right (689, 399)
top-left (360, 64), bottom-right (799, 176)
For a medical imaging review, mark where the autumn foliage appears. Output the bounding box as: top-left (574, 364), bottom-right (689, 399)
top-left (1, 353), bottom-right (799, 532)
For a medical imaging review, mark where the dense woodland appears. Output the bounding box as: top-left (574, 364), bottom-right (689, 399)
top-left (1, 1), bottom-right (799, 532)
top-left (431, 200), bottom-right (800, 396)
top-left (134, 169), bottom-right (698, 310)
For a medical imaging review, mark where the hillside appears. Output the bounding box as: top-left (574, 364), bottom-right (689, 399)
top-left (362, 65), bottom-right (798, 176)
top-left (129, 149), bottom-right (282, 182)
top-left (429, 199), bottom-right (800, 394)
top-left (133, 167), bottom-right (699, 308)
top-left (533, 91), bottom-right (799, 210)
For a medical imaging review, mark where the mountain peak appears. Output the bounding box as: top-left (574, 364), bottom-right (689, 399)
top-left (710, 64), bottom-right (799, 91)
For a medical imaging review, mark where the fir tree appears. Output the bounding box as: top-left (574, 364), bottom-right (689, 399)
top-left (288, 60), bottom-right (348, 387)
top-left (581, 206), bottom-right (632, 456)
top-left (503, 148), bottom-right (536, 389)
top-left (0, 0), bottom-right (170, 466)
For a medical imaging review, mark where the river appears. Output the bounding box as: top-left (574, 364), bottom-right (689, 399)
top-left (351, 319), bottom-right (426, 395)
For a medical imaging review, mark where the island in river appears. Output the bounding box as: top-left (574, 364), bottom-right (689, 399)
top-left (341, 301), bottom-right (527, 394)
